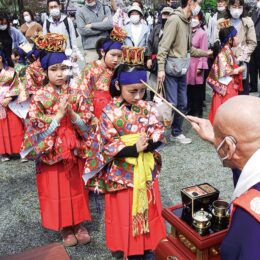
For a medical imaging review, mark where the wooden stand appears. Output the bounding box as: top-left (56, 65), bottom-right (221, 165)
top-left (0, 243), bottom-right (70, 260)
top-left (155, 204), bottom-right (228, 260)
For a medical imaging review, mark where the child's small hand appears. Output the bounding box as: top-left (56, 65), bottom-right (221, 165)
top-left (68, 104), bottom-right (77, 122)
top-left (136, 134), bottom-right (148, 153)
top-left (232, 68), bottom-right (239, 75)
top-left (1, 97), bottom-right (12, 107)
top-left (55, 99), bottom-right (68, 122)
top-left (197, 69), bottom-right (202, 75)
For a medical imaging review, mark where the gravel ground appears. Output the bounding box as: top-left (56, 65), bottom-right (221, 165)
top-left (0, 92), bottom-right (234, 259)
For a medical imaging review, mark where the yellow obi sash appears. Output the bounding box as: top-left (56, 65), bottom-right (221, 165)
top-left (120, 133), bottom-right (155, 236)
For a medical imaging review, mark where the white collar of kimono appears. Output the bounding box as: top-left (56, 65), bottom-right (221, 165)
top-left (232, 148), bottom-right (260, 200)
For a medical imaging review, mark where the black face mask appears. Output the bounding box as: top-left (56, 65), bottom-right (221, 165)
top-left (162, 18), bottom-right (167, 27)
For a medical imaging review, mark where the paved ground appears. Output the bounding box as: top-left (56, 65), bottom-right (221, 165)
top-left (0, 90), bottom-right (235, 259)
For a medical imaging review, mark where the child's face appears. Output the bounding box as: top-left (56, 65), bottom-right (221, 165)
top-left (47, 63), bottom-right (68, 86)
top-left (11, 54), bottom-right (19, 63)
top-left (103, 49), bottom-right (122, 69)
top-left (232, 35), bottom-right (239, 47)
top-left (119, 83), bottom-right (146, 105)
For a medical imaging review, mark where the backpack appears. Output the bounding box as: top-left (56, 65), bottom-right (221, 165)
top-left (46, 16), bottom-right (77, 49)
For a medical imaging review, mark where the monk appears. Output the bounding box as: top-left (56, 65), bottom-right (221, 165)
top-left (187, 95), bottom-right (260, 259)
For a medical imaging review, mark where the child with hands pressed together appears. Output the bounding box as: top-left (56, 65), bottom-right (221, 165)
top-left (207, 19), bottom-right (245, 124)
top-left (84, 60), bottom-right (166, 259)
top-left (0, 49), bottom-right (25, 162)
top-left (21, 34), bottom-right (98, 247)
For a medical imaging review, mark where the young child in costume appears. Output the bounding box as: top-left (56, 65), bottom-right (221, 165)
top-left (23, 35), bottom-right (48, 102)
top-left (0, 50), bottom-right (24, 162)
top-left (207, 19), bottom-right (245, 124)
top-left (77, 27), bottom-right (127, 118)
top-left (11, 45), bottom-right (31, 103)
top-left (21, 34), bottom-right (97, 247)
top-left (84, 48), bottom-right (166, 259)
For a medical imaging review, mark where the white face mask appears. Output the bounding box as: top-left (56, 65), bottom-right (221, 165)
top-left (230, 7), bottom-right (243, 19)
top-left (217, 6), bottom-right (226, 12)
top-left (130, 14), bottom-right (140, 24)
top-left (192, 4), bottom-right (201, 16)
top-left (191, 18), bottom-right (200, 28)
top-left (0, 25), bottom-right (7, 31)
top-left (50, 8), bottom-right (61, 17)
top-left (24, 15), bottom-right (31, 23)
top-left (85, 1), bottom-right (96, 6)
top-left (257, 2), bottom-right (260, 9)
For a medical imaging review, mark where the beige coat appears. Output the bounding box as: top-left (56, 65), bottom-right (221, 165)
top-left (157, 8), bottom-right (208, 72)
top-left (233, 17), bottom-right (256, 63)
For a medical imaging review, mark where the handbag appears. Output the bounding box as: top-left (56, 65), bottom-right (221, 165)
top-left (153, 82), bottom-right (173, 127)
top-left (165, 54), bottom-right (191, 77)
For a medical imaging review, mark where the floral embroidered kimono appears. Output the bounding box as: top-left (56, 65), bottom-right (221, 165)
top-left (0, 67), bottom-right (24, 155)
top-left (77, 60), bottom-right (114, 118)
top-left (85, 97), bottom-right (166, 257)
top-left (25, 59), bottom-right (46, 98)
top-left (207, 45), bottom-right (243, 124)
top-left (21, 83), bottom-right (98, 231)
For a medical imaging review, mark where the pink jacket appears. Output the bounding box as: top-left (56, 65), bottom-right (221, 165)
top-left (187, 28), bottom-right (208, 85)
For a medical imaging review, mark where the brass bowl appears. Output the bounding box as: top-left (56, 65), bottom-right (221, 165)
top-left (212, 200), bottom-right (230, 217)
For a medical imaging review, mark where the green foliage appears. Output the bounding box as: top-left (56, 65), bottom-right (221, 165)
top-left (201, 0), bottom-right (217, 11)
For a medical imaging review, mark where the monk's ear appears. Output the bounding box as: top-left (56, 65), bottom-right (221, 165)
top-left (225, 138), bottom-right (236, 160)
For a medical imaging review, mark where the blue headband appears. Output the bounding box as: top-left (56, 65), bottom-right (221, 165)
top-left (102, 39), bottom-right (123, 51)
top-left (27, 48), bottom-right (41, 60)
top-left (118, 70), bottom-right (147, 85)
top-left (40, 52), bottom-right (68, 70)
top-left (17, 47), bottom-right (27, 64)
top-left (221, 27), bottom-right (237, 48)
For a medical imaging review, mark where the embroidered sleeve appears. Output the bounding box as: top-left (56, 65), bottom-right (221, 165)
top-left (70, 93), bottom-right (98, 138)
top-left (5, 71), bottom-right (20, 97)
top-left (147, 105), bottom-right (165, 143)
top-left (218, 49), bottom-right (234, 77)
top-left (77, 63), bottom-right (93, 94)
top-left (38, 119), bottom-right (59, 139)
top-left (100, 112), bottom-right (126, 159)
top-left (27, 94), bottom-right (53, 135)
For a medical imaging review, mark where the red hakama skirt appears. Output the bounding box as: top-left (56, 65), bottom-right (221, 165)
top-left (0, 107), bottom-right (24, 154)
top-left (105, 180), bottom-right (166, 257)
top-left (208, 81), bottom-right (239, 125)
top-left (36, 158), bottom-right (91, 231)
top-left (93, 90), bottom-right (111, 118)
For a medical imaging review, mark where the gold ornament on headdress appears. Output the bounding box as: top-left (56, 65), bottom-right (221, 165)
top-left (32, 33), bottom-right (67, 52)
top-left (110, 26), bottom-right (127, 43)
top-left (217, 18), bottom-right (232, 30)
top-left (121, 46), bottom-right (145, 65)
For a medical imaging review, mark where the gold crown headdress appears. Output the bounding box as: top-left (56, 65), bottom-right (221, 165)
top-left (32, 33), bottom-right (67, 52)
top-left (121, 46), bottom-right (145, 65)
top-left (110, 26), bottom-right (127, 43)
top-left (217, 18), bottom-right (232, 30)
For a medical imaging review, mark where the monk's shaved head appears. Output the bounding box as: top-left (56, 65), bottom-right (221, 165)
top-left (213, 95), bottom-right (260, 169)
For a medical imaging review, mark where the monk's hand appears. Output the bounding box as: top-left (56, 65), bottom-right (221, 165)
top-left (187, 116), bottom-right (215, 144)
top-left (136, 133), bottom-right (149, 153)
